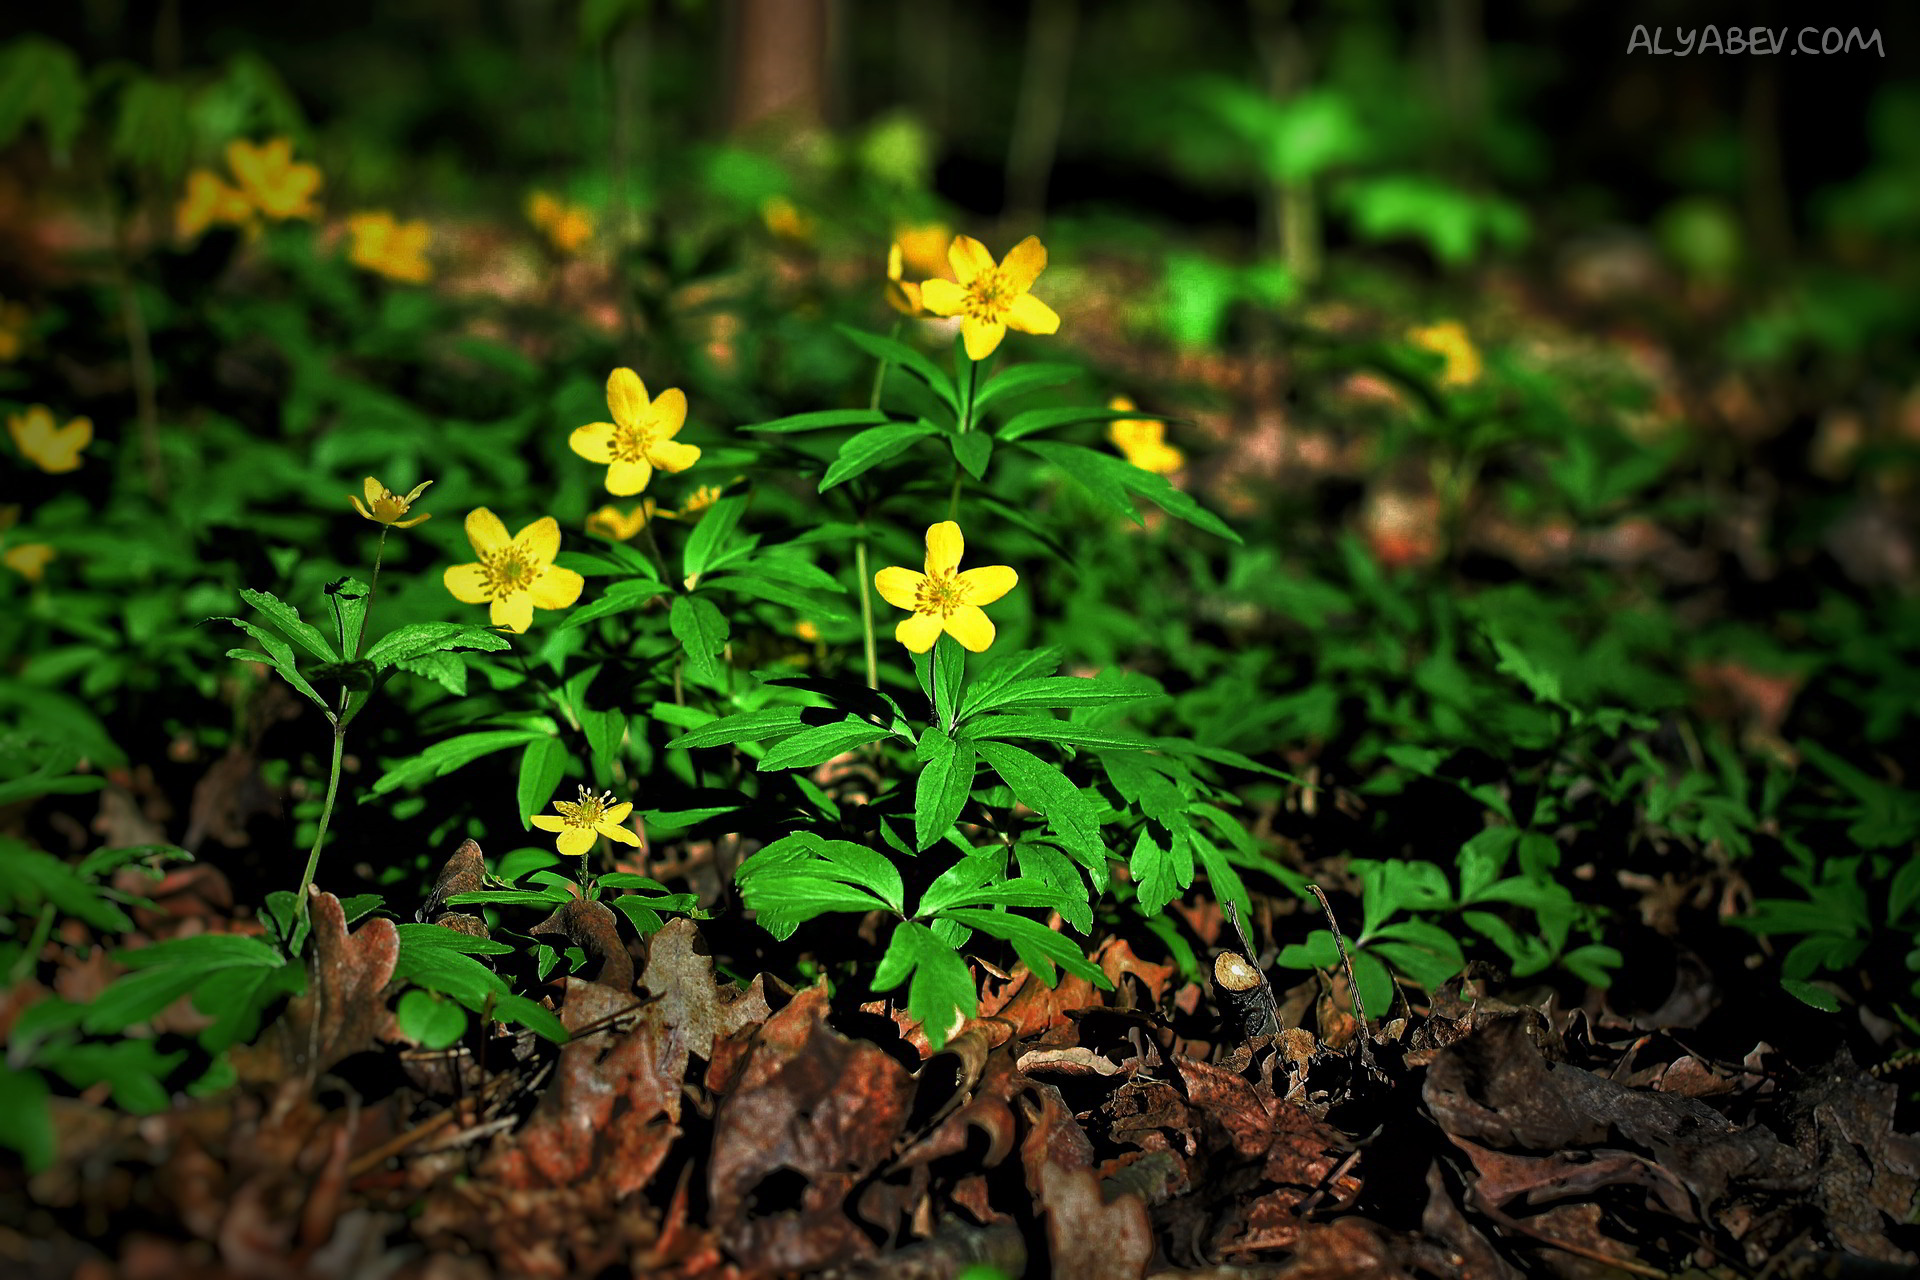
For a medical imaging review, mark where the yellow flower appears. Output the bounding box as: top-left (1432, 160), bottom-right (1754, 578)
top-left (349, 476), bottom-right (433, 528)
top-left (761, 196), bottom-right (815, 243)
top-left (570, 368), bottom-right (700, 497)
top-left (531, 784), bottom-right (642, 857)
top-left (175, 168), bottom-right (256, 240)
top-left (874, 520), bottom-right (1018, 654)
top-left (677, 484), bottom-right (725, 521)
top-left (919, 235), bottom-right (1060, 362)
top-left (793, 619), bottom-right (821, 642)
top-left (3, 543), bottom-right (54, 582)
top-left (527, 191), bottom-right (594, 255)
top-left (1407, 320), bottom-right (1483, 388)
top-left (585, 499), bottom-right (664, 540)
top-left (346, 211), bottom-right (433, 283)
top-left (8, 406), bottom-right (91, 473)
top-left (442, 508), bottom-right (585, 634)
top-left (224, 137), bottom-right (322, 221)
top-left (0, 300), bottom-right (28, 362)
top-left (885, 243), bottom-right (922, 316)
top-left (1106, 396), bottom-right (1184, 475)
top-left (894, 224), bottom-right (952, 279)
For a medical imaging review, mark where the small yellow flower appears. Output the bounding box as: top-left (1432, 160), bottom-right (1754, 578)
top-left (874, 521), bottom-right (1018, 654)
top-left (760, 195), bottom-right (815, 243)
top-left (1106, 396), bottom-right (1184, 475)
top-left (224, 137), bottom-right (322, 221)
top-left (570, 368), bottom-right (700, 497)
top-left (885, 243), bottom-right (922, 316)
top-left (175, 168), bottom-right (256, 240)
top-left (677, 484), bottom-right (725, 521)
top-left (531, 784), bottom-right (642, 857)
top-left (585, 499), bottom-right (663, 540)
top-left (919, 235), bottom-right (1060, 362)
top-left (8, 406), bottom-right (91, 473)
top-left (349, 476), bottom-right (433, 528)
top-left (1407, 320), bottom-right (1483, 388)
top-left (346, 211), bottom-right (433, 283)
top-left (793, 619), bottom-right (822, 643)
top-left (3, 542), bottom-right (54, 582)
top-left (0, 300), bottom-right (28, 362)
top-left (894, 224), bottom-right (952, 279)
top-left (443, 508), bottom-right (585, 634)
top-left (527, 191), bottom-right (594, 255)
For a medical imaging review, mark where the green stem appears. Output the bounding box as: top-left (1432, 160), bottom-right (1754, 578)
top-left (10, 904), bottom-right (54, 985)
top-left (356, 527), bottom-right (390, 662)
top-left (868, 320), bottom-right (903, 411)
top-left (855, 534), bottom-right (879, 690)
top-left (295, 720), bottom-right (346, 925)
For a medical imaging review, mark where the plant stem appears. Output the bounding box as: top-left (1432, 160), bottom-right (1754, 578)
top-left (117, 272), bottom-right (166, 502)
top-left (356, 527), bottom-right (391, 661)
top-left (855, 534), bottom-right (878, 690)
top-left (295, 720), bottom-right (347, 925)
top-left (868, 321), bottom-right (902, 412)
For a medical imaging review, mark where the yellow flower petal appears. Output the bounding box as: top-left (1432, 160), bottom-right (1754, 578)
top-left (874, 566), bottom-right (926, 611)
top-left (943, 604), bottom-right (996, 653)
top-left (1005, 293), bottom-right (1060, 336)
top-left (924, 521), bottom-right (964, 577)
top-left (649, 439), bottom-right (701, 474)
top-left (362, 477), bottom-right (384, 506)
top-left (948, 235), bottom-right (994, 286)
top-left (513, 516), bottom-right (562, 567)
top-left (918, 277), bottom-right (965, 317)
top-left (961, 317), bottom-right (1006, 362)
top-left (956, 564), bottom-right (1017, 606)
top-left (597, 821), bottom-right (642, 847)
top-left (491, 593), bottom-right (535, 634)
top-left (466, 507), bottom-right (510, 556)
top-left (607, 367), bottom-right (648, 428)
top-left (556, 825), bottom-right (596, 857)
top-left (570, 422), bottom-right (617, 464)
top-left (529, 565), bottom-right (584, 610)
top-left (349, 495), bottom-right (373, 520)
top-left (605, 458), bottom-right (654, 496)
top-left (603, 801), bottom-right (634, 825)
top-left (443, 563), bottom-right (491, 603)
top-left (896, 611), bottom-right (943, 653)
top-left (531, 815), bottom-right (567, 832)
top-left (649, 387), bottom-right (688, 438)
top-left (1000, 235), bottom-right (1047, 292)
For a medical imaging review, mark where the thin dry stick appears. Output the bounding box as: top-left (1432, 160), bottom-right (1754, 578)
top-left (1219, 899), bottom-right (1281, 1038)
top-left (1306, 883), bottom-right (1379, 1077)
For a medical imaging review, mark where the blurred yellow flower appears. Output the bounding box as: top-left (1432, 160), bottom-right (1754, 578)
top-left (8, 406), bottom-right (91, 473)
top-left (585, 499), bottom-right (663, 540)
top-left (0, 299), bottom-right (28, 362)
top-left (531, 784), bottom-right (642, 857)
top-left (919, 235), bottom-right (1060, 362)
top-left (885, 243), bottom-right (922, 316)
top-left (874, 520), bottom-right (1017, 654)
top-left (1106, 396), bottom-right (1184, 475)
top-left (175, 169), bottom-right (255, 241)
top-left (760, 196), bottom-right (816, 243)
top-left (793, 619), bottom-right (822, 643)
top-left (1407, 320), bottom-right (1483, 388)
top-left (677, 484), bottom-right (725, 521)
top-left (224, 137), bottom-right (322, 221)
top-left (894, 224), bottom-right (952, 279)
top-left (570, 368), bottom-right (700, 497)
top-left (527, 191), bottom-right (594, 255)
top-left (443, 508), bottom-right (584, 633)
top-left (346, 211), bottom-right (432, 283)
top-left (3, 542), bottom-right (54, 582)
top-left (349, 476), bottom-right (433, 528)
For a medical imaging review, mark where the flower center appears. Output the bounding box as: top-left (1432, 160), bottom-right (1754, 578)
top-left (610, 420), bottom-right (655, 464)
top-left (965, 270), bottom-right (1013, 322)
top-left (916, 572), bottom-right (970, 618)
top-left (557, 785), bottom-right (616, 827)
top-left (481, 545), bottom-right (539, 597)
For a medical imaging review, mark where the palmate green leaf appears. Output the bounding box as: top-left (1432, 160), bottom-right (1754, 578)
top-left (835, 324), bottom-right (959, 411)
top-left (1014, 841), bottom-right (1095, 932)
top-left (872, 920), bottom-right (975, 1051)
top-left (1021, 439), bottom-right (1241, 543)
top-left (396, 651), bottom-right (467, 696)
top-left (669, 594), bottom-right (730, 684)
top-left (739, 408), bottom-right (893, 434)
top-left (1129, 827), bottom-right (1188, 916)
top-left (756, 718), bottom-right (898, 771)
top-left (938, 908), bottom-right (1110, 989)
top-left (517, 737), bottom-right (568, 828)
top-left (364, 621), bottom-right (512, 667)
top-left (966, 715), bottom-right (1148, 752)
top-left (915, 726), bottom-right (976, 851)
top-left (819, 421), bottom-right (945, 492)
top-left (736, 832), bottom-right (905, 939)
top-left (221, 618), bottom-right (327, 709)
top-left (83, 933), bottom-right (289, 1042)
top-left (239, 587), bottom-right (339, 663)
top-left (962, 646), bottom-right (1062, 713)
top-left (369, 728), bottom-right (549, 797)
top-left (0, 839), bottom-right (132, 932)
top-left (973, 740), bottom-right (1105, 878)
top-left (971, 362), bottom-right (1082, 417)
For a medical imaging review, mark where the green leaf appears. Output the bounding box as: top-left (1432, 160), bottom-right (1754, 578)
top-left (964, 675), bottom-right (1157, 718)
top-left (396, 651), bottom-right (468, 695)
top-left (559, 577), bottom-right (668, 631)
top-left (971, 362), bottom-right (1082, 416)
top-left (755, 719), bottom-right (897, 771)
top-left (84, 934), bottom-right (287, 1042)
top-left (974, 740), bottom-right (1105, 879)
top-left (0, 38), bottom-right (87, 162)
top-left (997, 405), bottom-right (1137, 443)
top-left (326, 578), bottom-right (371, 664)
top-left (1188, 828), bottom-right (1251, 922)
top-left (933, 632), bottom-right (965, 730)
top-left (0, 1062), bottom-right (53, 1172)
top-left (369, 728), bottom-right (548, 797)
top-left (363, 621), bottom-right (512, 668)
top-left (681, 495), bottom-right (749, 582)
top-left (517, 737), bottom-right (568, 828)
top-left (669, 594), bottom-right (730, 684)
top-left (740, 408), bottom-right (893, 433)
top-left (819, 421), bottom-right (945, 492)
top-left (220, 620), bottom-right (326, 710)
top-left (966, 715), bottom-right (1148, 752)
top-left (736, 832), bottom-right (904, 938)
top-left (835, 324), bottom-right (958, 411)
top-left (1779, 978), bottom-right (1840, 1013)
top-left (239, 587), bottom-right (339, 663)
top-left (1021, 439), bottom-right (1241, 543)
top-left (396, 989), bottom-right (468, 1050)
top-left (951, 431), bottom-right (993, 481)
top-left (582, 707), bottom-right (627, 777)
top-left (668, 706), bottom-right (816, 749)
top-left (939, 908), bottom-right (1110, 989)
top-left (1130, 827), bottom-right (1186, 915)
top-left (915, 726), bottom-right (976, 852)
top-left (872, 920), bottom-right (975, 1051)
top-left (1014, 842), bottom-right (1095, 933)
top-left (0, 841), bottom-right (132, 932)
